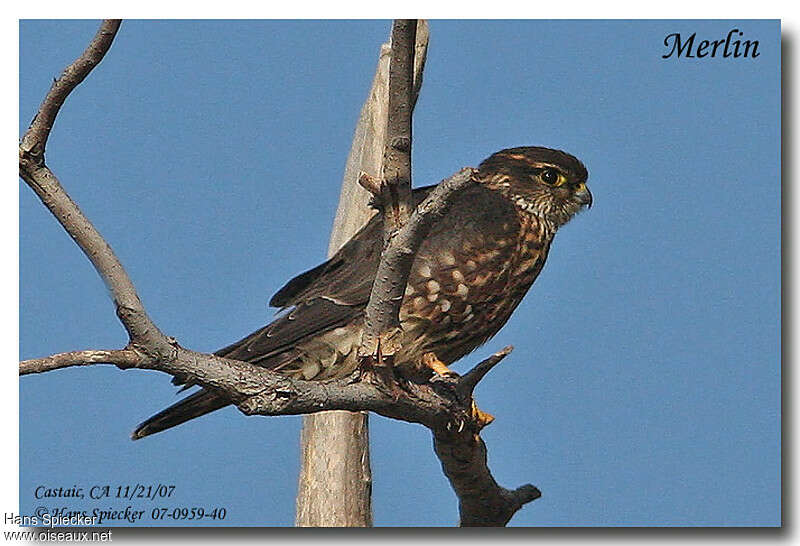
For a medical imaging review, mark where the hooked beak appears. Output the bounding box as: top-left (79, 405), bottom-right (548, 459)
top-left (576, 185), bottom-right (593, 209)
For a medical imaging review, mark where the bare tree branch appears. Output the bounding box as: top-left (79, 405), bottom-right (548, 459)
top-left (20, 343), bottom-right (517, 434)
top-left (382, 19), bottom-right (416, 234)
top-left (457, 345), bottom-right (515, 400)
top-left (20, 19), bottom-right (121, 164)
top-left (434, 432), bottom-right (542, 526)
top-left (20, 349), bottom-right (142, 375)
top-left (18, 164), bottom-right (166, 347)
top-left (19, 19), bottom-right (163, 347)
top-left (359, 19), bottom-right (418, 359)
top-left (22, 342), bottom-right (540, 526)
top-left (19, 19), bottom-right (540, 527)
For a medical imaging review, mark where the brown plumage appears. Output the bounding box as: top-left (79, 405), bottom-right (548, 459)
top-left (132, 146), bottom-right (591, 440)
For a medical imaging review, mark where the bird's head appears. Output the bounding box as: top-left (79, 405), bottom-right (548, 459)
top-left (478, 146), bottom-right (591, 228)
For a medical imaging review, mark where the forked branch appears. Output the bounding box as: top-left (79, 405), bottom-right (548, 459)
top-left (19, 19), bottom-right (539, 527)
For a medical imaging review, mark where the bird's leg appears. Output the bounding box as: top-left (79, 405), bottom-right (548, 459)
top-left (421, 351), bottom-right (459, 378)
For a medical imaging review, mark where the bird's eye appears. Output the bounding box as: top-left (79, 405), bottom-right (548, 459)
top-left (540, 168), bottom-right (560, 185)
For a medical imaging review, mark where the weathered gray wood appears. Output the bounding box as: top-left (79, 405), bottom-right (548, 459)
top-left (295, 21), bottom-right (428, 527)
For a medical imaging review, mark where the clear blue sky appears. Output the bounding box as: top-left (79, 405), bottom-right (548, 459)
top-left (19, 20), bottom-right (780, 526)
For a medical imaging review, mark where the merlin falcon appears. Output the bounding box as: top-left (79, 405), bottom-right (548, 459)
top-left (132, 146), bottom-right (591, 439)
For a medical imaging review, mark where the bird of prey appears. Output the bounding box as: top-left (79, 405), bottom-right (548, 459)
top-left (132, 146), bottom-right (591, 440)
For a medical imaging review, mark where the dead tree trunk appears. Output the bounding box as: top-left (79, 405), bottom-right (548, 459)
top-left (295, 21), bottom-right (429, 527)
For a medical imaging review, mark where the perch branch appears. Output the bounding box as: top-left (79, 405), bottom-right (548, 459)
top-left (21, 341), bottom-right (539, 525)
top-left (20, 19), bottom-right (538, 527)
top-left (20, 344), bottom-right (518, 434)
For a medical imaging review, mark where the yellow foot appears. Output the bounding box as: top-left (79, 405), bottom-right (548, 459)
top-left (472, 400), bottom-right (495, 429)
top-left (422, 352), bottom-right (459, 378)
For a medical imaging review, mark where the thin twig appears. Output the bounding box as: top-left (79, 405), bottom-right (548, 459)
top-left (20, 20), bottom-right (121, 163)
top-left (457, 345), bottom-right (514, 400)
top-left (18, 164), bottom-right (165, 345)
